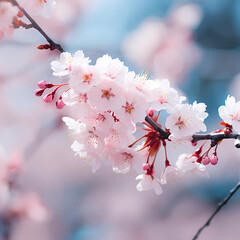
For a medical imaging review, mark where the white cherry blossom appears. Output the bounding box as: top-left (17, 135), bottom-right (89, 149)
top-left (51, 50), bottom-right (90, 77)
top-left (176, 153), bottom-right (209, 177)
top-left (218, 95), bottom-right (240, 132)
top-left (136, 174), bottom-right (162, 195)
top-left (124, 71), bottom-right (155, 101)
top-left (161, 165), bottom-right (183, 184)
top-left (95, 54), bottom-right (128, 82)
top-left (150, 79), bottom-right (186, 112)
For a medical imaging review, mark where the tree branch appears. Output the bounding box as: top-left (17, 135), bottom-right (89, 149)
top-left (10, 0), bottom-right (65, 53)
top-left (192, 181), bottom-right (240, 240)
top-left (145, 116), bottom-right (240, 148)
top-left (145, 116), bottom-right (170, 139)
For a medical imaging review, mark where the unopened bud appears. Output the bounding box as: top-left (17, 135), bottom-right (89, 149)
top-left (37, 44), bottom-right (50, 50)
top-left (56, 99), bottom-right (65, 109)
top-left (143, 163), bottom-right (150, 171)
top-left (34, 89), bottom-right (44, 96)
top-left (38, 80), bottom-right (47, 89)
top-left (210, 153), bottom-right (218, 165)
top-left (191, 141), bottom-right (197, 147)
top-left (234, 138), bottom-right (240, 148)
top-left (147, 108), bottom-right (155, 117)
top-left (37, 45), bottom-right (45, 50)
top-left (43, 93), bottom-right (54, 103)
top-left (17, 11), bottom-right (24, 17)
top-left (202, 156), bottom-right (210, 165)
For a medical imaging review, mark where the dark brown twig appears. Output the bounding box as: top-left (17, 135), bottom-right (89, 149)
top-left (145, 116), bottom-right (240, 147)
top-left (192, 181), bottom-right (240, 240)
top-left (10, 0), bottom-right (65, 52)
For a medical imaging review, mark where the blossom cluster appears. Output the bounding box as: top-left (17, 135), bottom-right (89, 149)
top-left (36, 50), bottom-right (240, 195)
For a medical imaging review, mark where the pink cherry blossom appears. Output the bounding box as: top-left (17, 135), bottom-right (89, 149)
top-left (87, 79), bottom-right (125, 112)
top-left (115, 90), bottom-right (149, 131)
top-left (108, 147), bottom-right (144, 174)
top-left (82, 110), bottom-right (114, 138)
top-left (165, 102), bottom-right (208, 139)
top-left (62, 89), bottom-right (90, 119)
top-left (104, 122), bottom-right (135, 148)
top-left (0, 2), bottom-right (17, 40)
top-left (21, 0), bottom-right (56, 18)
top-left (10, 193), bottom-right (49, 221)
top-left (218, 95), bottom-right (240, 132)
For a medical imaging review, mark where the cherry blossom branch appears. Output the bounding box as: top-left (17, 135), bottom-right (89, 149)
top-left (192, 132), bottom-right (240, 147)
top-left (10, 0), bottom-right (65, 53)
top-left (145, 116), bottom-right (240, 148)
top-left (192, 181), bottom-right (240, 240)
top-left (145, 116), bottom-right (170, 139)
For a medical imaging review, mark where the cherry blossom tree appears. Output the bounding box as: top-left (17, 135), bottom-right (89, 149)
top-left (1, 0), bottom-right (240, 239)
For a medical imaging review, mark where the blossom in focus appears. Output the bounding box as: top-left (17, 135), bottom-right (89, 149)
top-left (165, 102), bottom-right (208, 139)
top-left (150, 79), bottom-right (186, 112)
top-left (218, 95), bottom-right (240, 132)
top-left (95, 54), bottom-right (128, 82)
top-left (176, 153), bottom-right (209, 177)
top-left (47, 50), bottom-right (210, 195)
top-left (88, 79), bottom-right (125, 112)
top-left (51, 50), bottom-right (90, 77)
top-left (0, 2), bottom-right (17, 40)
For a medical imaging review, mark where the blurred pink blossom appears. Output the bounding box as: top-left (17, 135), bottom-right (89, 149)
top-left (123, 4), bottom-right (202, 83)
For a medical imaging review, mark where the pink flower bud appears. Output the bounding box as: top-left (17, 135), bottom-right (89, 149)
top-left (43, 93), bottom-right (54, 103)
top-left (147, 108), bottom-right (155, 117)
top-left (202, 156), bottom-right (210, 165)
top-left (56, 99), bottom-right (65, 109)
top-left (17, 11), bottom-right (24, 18)
top-left (143, 163), bottom-right (150, 171)
top-left (191, 141), bottom-right (197, 147)
top-left (38, 80), bottom-right (47, 89)
top-left (34, 89), bottom-right (44, 96)
top-left (210, 154), bottom-right (218, 165)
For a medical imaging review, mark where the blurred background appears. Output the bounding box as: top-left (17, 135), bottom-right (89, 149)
top-left (0, 0), bottom-right (240, 239)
